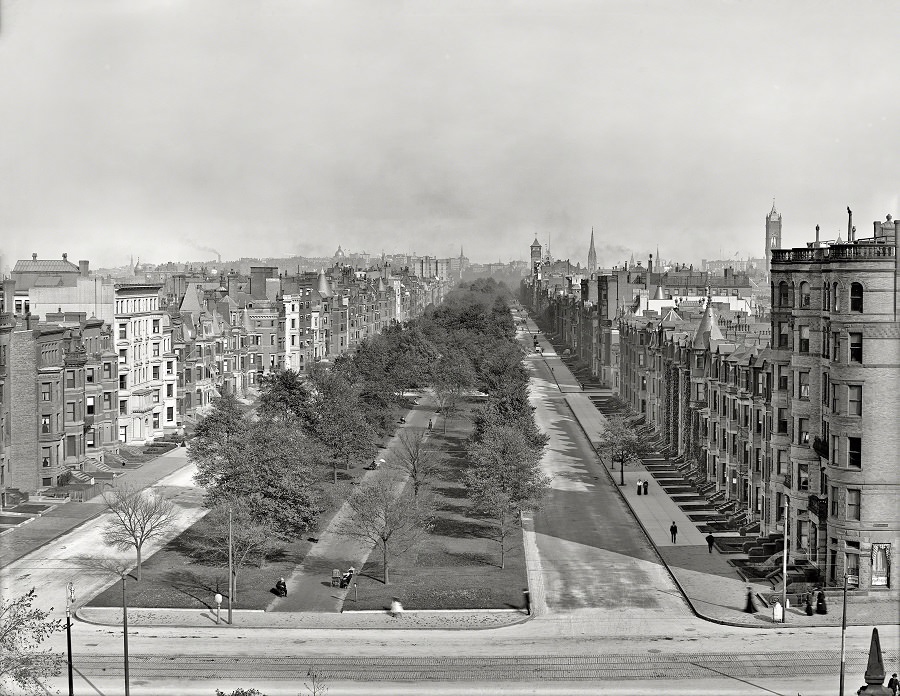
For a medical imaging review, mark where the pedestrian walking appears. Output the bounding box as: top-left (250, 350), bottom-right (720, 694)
top-left (706, 533), bottom-right (715, 553)
top-left (815, 590), bottom-right (828, 615)
top-left (642, 479), bottom-right (648, 495)
top-left (670, 522), bottom-right (678, 543)
top-left (636, 478), bottom-right (642, 496)
top-left (390, 597), bottom-right (404, 618)
top-left (743, 586), bottom-right (758, 613)
top-left (427, 419), bottom-right (433, 431)
top-left (887, 672), bottom-right (898, 695)
top-left (522, 588), bottom-right (531, 616)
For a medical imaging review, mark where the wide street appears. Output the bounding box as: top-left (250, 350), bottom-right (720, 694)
top-left (4, 320), bottom-right (896, 695)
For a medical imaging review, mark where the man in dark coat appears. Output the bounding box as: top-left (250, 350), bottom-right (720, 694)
top-left (670, 522), bottom-right (678, 543)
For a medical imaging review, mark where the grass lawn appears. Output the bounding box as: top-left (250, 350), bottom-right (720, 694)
top-left (342, 399), bottom-right (528, 612)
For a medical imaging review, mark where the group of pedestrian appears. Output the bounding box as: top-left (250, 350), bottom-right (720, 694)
top-left (635, 478), bottom-right (649, 495)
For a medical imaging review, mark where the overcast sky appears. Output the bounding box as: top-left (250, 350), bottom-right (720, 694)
top-left (1, 0), bottom-right (897, 269)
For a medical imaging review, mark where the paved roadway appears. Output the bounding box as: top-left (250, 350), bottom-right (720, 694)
top-left (6, 316), bottom-right (897, 695)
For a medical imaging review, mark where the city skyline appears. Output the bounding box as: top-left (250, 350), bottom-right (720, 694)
top-left (1, 1), bottom-right (897, 267)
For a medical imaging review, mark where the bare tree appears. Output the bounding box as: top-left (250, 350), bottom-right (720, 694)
top-left (102, 483), bottom-right (177, 581)
top-left (185, 499), bottom-right (272, 602)
top-left (0, 588), bottom-right (63, 695)
top-left (389, 428), bottom-right (442, 497)
top-left (334, 476), bottom-right (434, 584)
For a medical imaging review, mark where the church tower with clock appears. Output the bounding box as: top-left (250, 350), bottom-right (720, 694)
top-left (765, 201), bottom-right (782, 273)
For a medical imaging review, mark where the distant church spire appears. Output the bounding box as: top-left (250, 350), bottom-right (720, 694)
top-left (587, 228), bottom-right (597, 273)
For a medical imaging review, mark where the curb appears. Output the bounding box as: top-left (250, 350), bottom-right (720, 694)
top-left (561, 397), bottom-right (774, 630)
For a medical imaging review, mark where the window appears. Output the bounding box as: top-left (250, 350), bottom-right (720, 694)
top-left (850, 283), bottom-right (863, 312)
top-left (778, 365), bottom-right (788, 391)
top-left (833, 282), bottom-right (840, 312)
top-left (152, 319), bottom-right (160, 333)
top-left (824, 282), bottom-right (830, 311)
top-left (832, 331), bottom-right (840, 361)
top-left (847, 489), bottom-right (861, 520)
top-left (848, 437), bottom-right (861, 469)
top-left (798, 418), bottom-right (809, 444)
top-left (152, 366), bottom-right (160, 380)
top-left (86, 368), bottom-right (95, 384)
top-left (778, 282), bottom-right (790, 307)
top-left (166, 384), bottom-right (174, 397)
top-left (119, 399), bottom-right (128, 416)
top-left (778, 322), bottom-right (790, 348)
top-left (119, 348), bottom-right (127, 362)
top-left (41, 383), bottom-right (51, 402)
top-left (152, 343), bottom-right (160, 357)
top-left (86, 429), bottom-right (95, 448)
top-left (830, 486), bottom-right (838, 517)
top-left (66, 435), bottom-right (76, 457)
top-left (119, 375), bottom-right (127, 390)
top-left (846, 551), bottom-right (859, 577)
top-left (799, 282), bottom-right (810, 307)
top-left (65, 402), bottom-right (76, 422)
top-left (118, 323), bottom-right (127, 340)
top-left (849, 333), bottom-right (862, 363)
top-left (152, 390), bottom-right (160, 404)
top-left (65, 371), bottom-right (76, 389)
top-left (86, 396), bottom-right (95, 416)
top-left (166, 406), bottom-right (174, 422)
top-left (152, 413), bottom-right (160, 429)
top-left (103, 392), bottom-right (112, 410)
top-left (777, 408), bottom-right (788, 433)
top-left (798, 371), bottom-right (809, 399)
top-left (167, 360), bottom-right (174, 375)
top-left (41, 415), bottom-right (51, 433)
top-left (831, 384), bottom-right (840, 413)
top-left (822, 372), bottom-right (829, 405)
top-left (103, 362), bottom-right (112, 379)
top-left (848, 385), bottom-right (862, 415)
top-left (777, 449), bottom-right (787, 474)
top-left (799, 325), bottom-right (810, 353)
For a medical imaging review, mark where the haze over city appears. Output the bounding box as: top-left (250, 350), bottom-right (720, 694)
top-left (1, 0), bottom-right (897, 268)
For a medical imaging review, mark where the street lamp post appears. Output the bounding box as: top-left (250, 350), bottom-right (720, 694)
top-left (65, 582), bottom-right (75, 696)
top-left (781, 496), bottom-right (790, 622)
top-left (227, 506), bottom-right (233, 624)
top-left (120, 570), bottom-right (130, 696)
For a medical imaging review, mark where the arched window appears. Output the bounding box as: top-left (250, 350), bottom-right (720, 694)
top-left (833, 282), bottom-right (840, 312)
top-left (850, 282), bottom-right (863, 312)
top-left (778, 282), bottom-right (790, 307)
top-left (799, 281), bottom-right (811, 308)
top-left (823, 282), bottom-right (830, 311)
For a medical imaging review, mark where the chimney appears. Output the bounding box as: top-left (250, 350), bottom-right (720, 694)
top-left (62, 253), bottom-right (67, 261)
top-left (79, 260), bottom-right (89, 277)
top-left (815, 224), bottom-right (820, 244)
top-left (32, 253), bottom-right (37, 260)
top-left (648, 253), bottom-right (653, 274)
top-left (847, 206), bottom-right (853, 241)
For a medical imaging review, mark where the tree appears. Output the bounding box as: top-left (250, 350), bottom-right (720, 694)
top-left (197, 418), bottom-right (324, 538)
top-left (0, 588), bottom-right (63, 695)
top-left (257, 368), bottom-right (313, 423)
top-left (190, 390), bottom-right (248, 489)
top-left (465, 425), bottom-right (550, 568)
top-left (389, 428), bottom-right (441, 497)
top-left (101, 483), bottom-right (177, 581)
top-left (307, 368), bottom-right (377, 483)
top-left (432, 349), bottom-right (475, 433)
top-left (335, 476), bottom-right (434, 584)
top-left (187, 498), bottom-right (272, 602)
top-left (596, 415), bottom-right (655, 486)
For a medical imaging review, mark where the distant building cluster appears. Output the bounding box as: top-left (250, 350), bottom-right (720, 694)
top-left (0, 250), bottom-right (454, 499)
top-left (524, 210), bottom-right (899, 591)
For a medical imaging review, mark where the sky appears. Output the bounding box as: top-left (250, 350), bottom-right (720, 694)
top-left (1, 0), bottom-right (898, 269)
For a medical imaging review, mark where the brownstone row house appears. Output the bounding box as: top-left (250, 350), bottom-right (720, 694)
top-left (616, 214), bottom-right (898, 592)
top-left (2, 255), bottom-right (448, 499)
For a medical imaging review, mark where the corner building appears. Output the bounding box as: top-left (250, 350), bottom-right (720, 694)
top-left (770, 214), bottom-right (899, 588)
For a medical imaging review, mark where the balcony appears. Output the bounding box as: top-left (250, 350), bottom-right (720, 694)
top-left (807, 494), bottom-right (828, 523)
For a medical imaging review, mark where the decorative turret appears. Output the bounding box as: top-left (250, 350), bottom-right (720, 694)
top-left (692, 287), bottom-right (724, 349)
top-left (530, 237), bottom-right (542, 275)
top-left (316, 269), bottom-right (332, 297)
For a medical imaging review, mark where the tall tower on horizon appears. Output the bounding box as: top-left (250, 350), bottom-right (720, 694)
top-left (765, 201), bottom-right (782, 272)
top-left (587, 228), bottom-right (597, 274)
top-left (530, 237), bottom-right (542, 275)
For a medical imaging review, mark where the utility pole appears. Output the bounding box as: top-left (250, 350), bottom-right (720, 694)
top-left (121, 572), bottom-right (130, 696)
top-left (781, 496), bottom-right (789, 622)
top-left (227, 506), bottom-right (233, 625)
top-left (66, 582), bottom-right (75, 696)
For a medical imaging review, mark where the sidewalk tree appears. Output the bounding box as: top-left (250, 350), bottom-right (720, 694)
top-left (101, 482), bottom-right (177, 581)
top-left (335, 476), bottom-right (434, 584)
top-left (389, 428), bottom-right (441, 497)
top-left (465, 424), bottom-right (550, 568)
top-left (0, 588), bottom-right (63, 695)
top-left (433, 349), bottom-right (475, 432)
top-left (596, 415), bottom-right (654, 486)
